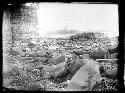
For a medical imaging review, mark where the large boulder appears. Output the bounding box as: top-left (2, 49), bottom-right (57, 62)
top-left (65, 59), bottom-right (101, 91)
top-left (68, 59), bottom-right (86, 75)
top-left (52, 62), bottom-right (68, 77)
top-left (99, 62), bottom-right (118, 79)
top-left (104, 67), bottom-right (118, 79)
top-left (89, 50), bottom-right (109, 60)
top-left (47, 55), bottom-right (65, 65)
top-left (42, 62), bottom-right (68, 78)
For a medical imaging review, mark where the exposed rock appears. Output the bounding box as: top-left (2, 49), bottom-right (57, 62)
top-left (64, 82), bottom-right (85, 91)
top-left (47, 55), bottom-right (65, 65)
top-left (68, 59), bottom-right (86, 75)
top-left (99, 62), bottom-right (118, 79)
top-left (53, 63), bottom-right (68, 77)
top-left (89, 50), bottom-right (109, 60)
top-left (104, 67), bottom-right (118, 79)
top-left (65, 59), bottom-right (101, 91)
top-left (42, 62), bottom-right (68, 78)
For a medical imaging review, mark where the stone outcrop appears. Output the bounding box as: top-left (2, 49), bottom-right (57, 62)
top-left (65, 59), bottom-right (101, 91)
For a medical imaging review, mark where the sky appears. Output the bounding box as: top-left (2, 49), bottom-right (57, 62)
top-left (37, 3), bottom-right (119, 37)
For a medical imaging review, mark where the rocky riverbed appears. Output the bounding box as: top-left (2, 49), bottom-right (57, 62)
top-left (3, 32), bottom-right (119, 91)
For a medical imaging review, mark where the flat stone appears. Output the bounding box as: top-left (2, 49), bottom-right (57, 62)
top-left (65, 59), bottom-right (101, 91)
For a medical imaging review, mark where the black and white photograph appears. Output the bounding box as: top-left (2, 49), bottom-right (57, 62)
top-left (2, 2), bottom-right (119, 91)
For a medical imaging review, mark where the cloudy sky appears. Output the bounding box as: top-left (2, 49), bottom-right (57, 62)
top-left (37, 3), bottom-right (118, 37)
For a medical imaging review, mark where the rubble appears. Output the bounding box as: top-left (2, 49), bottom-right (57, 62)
top-left (3, 32), bottom-right (118, 91)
